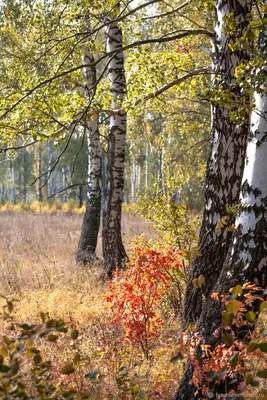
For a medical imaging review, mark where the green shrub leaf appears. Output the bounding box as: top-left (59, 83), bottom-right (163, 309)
top-left (61, 364), bottom-right (75, 375)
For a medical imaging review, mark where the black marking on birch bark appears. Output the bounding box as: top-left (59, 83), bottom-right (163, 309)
top-left (256, 130), bottom-right (267, 147)
top-left (102, 16), bottom-right (128, 277)
top-left (76, 41), bottom-right (101, 264)
top-left (178, 8), bottom-right (267, 398)
top-left (183, 0), bottom-right (252, 325)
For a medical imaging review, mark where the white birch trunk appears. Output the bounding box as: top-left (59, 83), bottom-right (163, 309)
top-left (176, 10), bottom-right (267, 400)
top-left (76, 21), bottom-right (102, 264)
top-left (145, 143), bottom-right (148, 188)
top-left (137, 163), bottom-right (141, 194)
top-left (102, 12), bottom-right (127, 276)
top-left (184, 0), bottom-right (253, 324)
top-left (131, 155), bottom-right (136, 203)
top-left (217, 16), bottom-right (267, 289)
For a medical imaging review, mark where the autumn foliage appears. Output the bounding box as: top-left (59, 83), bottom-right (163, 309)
top-left (186, 283), bottom-right (267, 398)
top-left (105, 244), bottom-right (184, 358)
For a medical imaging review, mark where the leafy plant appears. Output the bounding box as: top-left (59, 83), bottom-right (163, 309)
top-left (137, 194), bottom-right (200, 262)
top-left (0, 296), bottom-right (94, 399)
top-left (186, 283), bottom-right (267, 398)
top-left (105, 242), bottom-right (184, 359)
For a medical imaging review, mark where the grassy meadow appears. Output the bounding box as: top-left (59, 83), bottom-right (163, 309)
top-left (0, 210), bottom-right (185, 399)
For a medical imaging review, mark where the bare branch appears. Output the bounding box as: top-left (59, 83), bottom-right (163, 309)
top-left (0, 140), bottom-right (37, 153)
top-left (142, 1), bottom-right (190, 20)
top-left (47, 183), bottom-right (85, 199)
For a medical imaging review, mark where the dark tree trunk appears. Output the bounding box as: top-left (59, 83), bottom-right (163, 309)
top-left (10, 161), bottom-right (16, 204)
top-left (47, 143), bottom-right (53, 199)
top-left (76, 23), bottom-right (101, 264)
top-left (22, 149), bottom-right (27, 201)
top-left (102, 13), bottom-right (128, 278)
top-left (78, 184), bottom-right (84, 208)
top-left (184, 0), bottom-right (252, 325)
top-left (17, 155), bottom-right (21, 202)
top-left (37, 144), bottom-right (43, 202)
top-left (1, 156), bottom-right (7, 202)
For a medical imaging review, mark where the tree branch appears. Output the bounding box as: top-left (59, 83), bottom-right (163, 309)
top-left (142, 1), bottom-right (190, 20)
top-left (0, 140), bottom-right (37, 153)
top-left (130, 67), bottom-right (213, 108)
top-left (47, 183), bottom-right (86, 199)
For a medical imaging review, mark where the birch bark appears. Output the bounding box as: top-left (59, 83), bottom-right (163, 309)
top-left (102, 13), bottom-right (127, 277)
top-left (184, 0), bottom-right (252, 324)
top-left (76, 22), bottom-right (101, 264)
top-left (175, 10), bottom-right (267, 399)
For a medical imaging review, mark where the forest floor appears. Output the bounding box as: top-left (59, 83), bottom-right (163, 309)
top-left (0, 211), bottom-right (185, 399)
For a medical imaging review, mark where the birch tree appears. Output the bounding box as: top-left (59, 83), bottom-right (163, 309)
top-left (175, 7), bottom-right (267, 399)
top-left (184, 0), bottom-right (253, 324)
top-left (102, 8), bottom-right (128, 277)
top-left (76, 20), bottom-right (102, 264)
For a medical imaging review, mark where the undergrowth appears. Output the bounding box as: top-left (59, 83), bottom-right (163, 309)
top-left (0, 212), bottom-right (185, 399)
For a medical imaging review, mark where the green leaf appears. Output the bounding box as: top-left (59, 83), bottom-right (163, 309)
top-left (26, 347), bottom-right (40, 357)
top-left (170, 352), bottom-right (184, 362)
top-left (257, 369), bottom-right (267, 379)
top-left (0, 348), bottom-right (8, 358)
top-left (220, 366), bottom-right (228, 378)
top-left (250, 379), bottom-right (260, 387)
top-left (73, 354), bottom-right (81, 365)
top-left (258, 343), bottom-right (267, 352)
top-left (226, 300), bottom-right (238, 313)
top-left (246, 374), bottom-right (253, 385)
top-left (222, 312), bottom-right (233, 326)
top-left (47, 334), bottom-right (58, 342)
top-left (62, 389), bottom-right (78, 397)
top-left (247, 342), bottom-right (258, 353)
top-left (246, 375), bottom-right (260, 387)
top-left (33, 354), bottom-right (42, 364)
top-left (222, 332), bottom-right (234, 346)
top-left (19, 323), bottom-right (31, 330)
top-left (229, 353), bottom-right (239, 367)
top-left (260, 302), bottom-right (267, 311)
top-left (232, 285), bottom-right (243, 296)
top-left (61, 364), bottom-right (75, 375)
top-left (70, 329), bottom-right (79, 339)
top-left (0, 365), bottom-right (10, 372)
top-left (245, 311), bottom-right (256, 322)
top-left (7, 301), bottom-right (13, 313)
top-left (206, 370), bottom-right (217, 380)
top-left (40, 312), bottom-right (46, 323)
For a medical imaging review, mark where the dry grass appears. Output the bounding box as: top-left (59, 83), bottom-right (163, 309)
top-left (0, 211), bottom-right (184, 399)
top-left (0, 211), bottom-right (149, 295)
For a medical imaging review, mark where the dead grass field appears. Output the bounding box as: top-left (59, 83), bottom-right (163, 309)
top-left (0, 211), bottom-right (149, 295)
top-left (0, 211), bottom-right (184, 399)
top-left (0, 211), bottom-right (265, 399)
